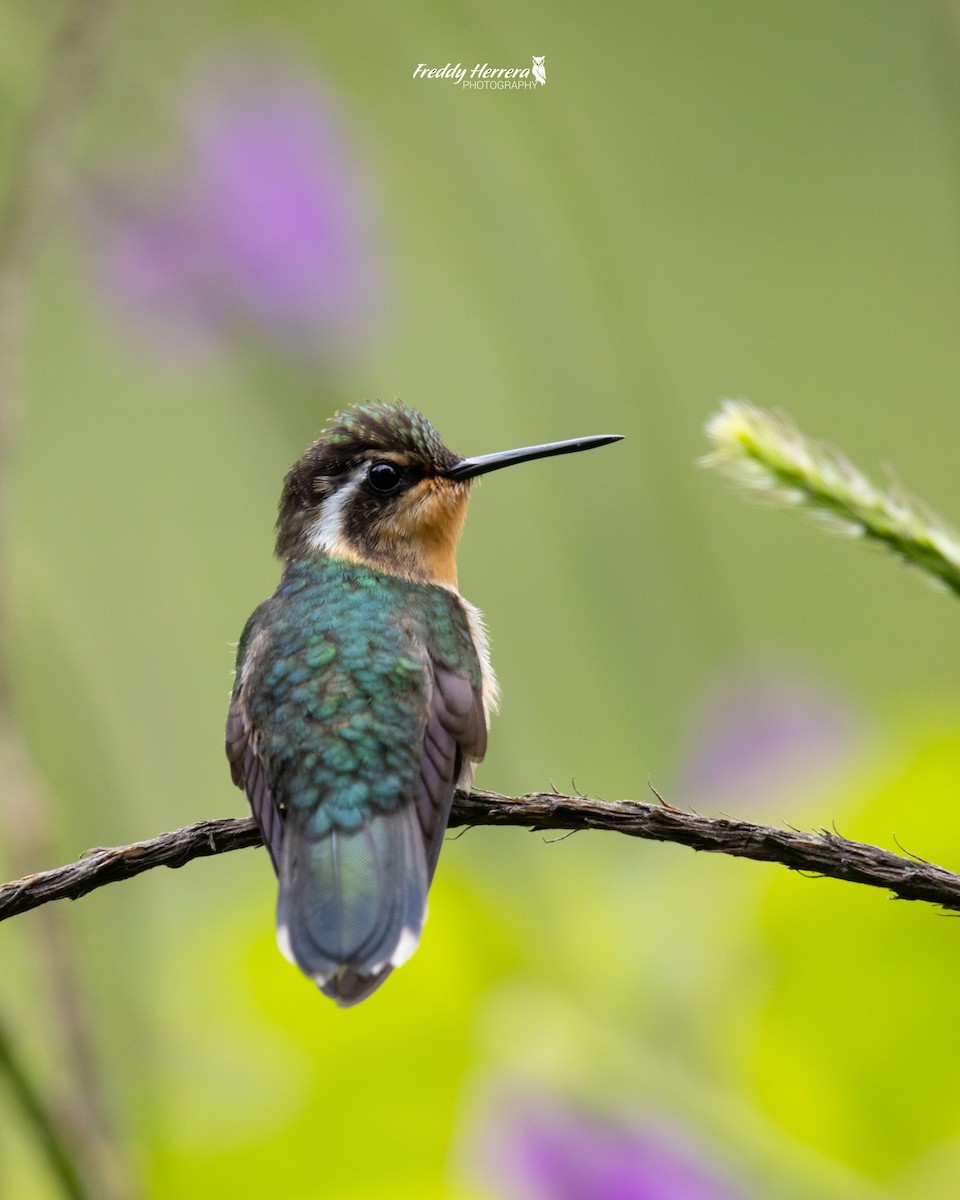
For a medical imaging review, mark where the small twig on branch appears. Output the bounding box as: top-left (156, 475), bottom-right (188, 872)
top-left (2, 789), bottom-right (960, 923)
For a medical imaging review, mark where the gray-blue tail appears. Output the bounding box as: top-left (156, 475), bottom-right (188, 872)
top-left (276, 805), bottom-right (428, 1007)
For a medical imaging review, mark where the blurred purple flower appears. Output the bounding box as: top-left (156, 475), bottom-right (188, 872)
top-left (677, 672), bottom-right (857, 806)
top-left (88, 51), bottom-right (382, 364)
top-left (474, 1097), bottom-right (745, 1200)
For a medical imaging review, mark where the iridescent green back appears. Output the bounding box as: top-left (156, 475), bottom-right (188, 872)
top-left (237, 555), bottom-right (481, 836)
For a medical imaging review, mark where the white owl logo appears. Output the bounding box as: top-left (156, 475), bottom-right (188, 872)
top-left (532, 55), bottom-right (546, 86)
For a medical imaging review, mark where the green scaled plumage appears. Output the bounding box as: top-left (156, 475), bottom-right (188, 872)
top-left (239, 557), bottom-right (481, 837)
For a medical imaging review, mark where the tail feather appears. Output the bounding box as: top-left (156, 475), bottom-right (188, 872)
top-left (277, 805), bottom-right (428, 1005)
top-left (319, 965), bottom-right (393, 1007)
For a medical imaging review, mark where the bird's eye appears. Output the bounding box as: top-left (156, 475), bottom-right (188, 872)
top-left (367, 461), bottom-right (403, 495)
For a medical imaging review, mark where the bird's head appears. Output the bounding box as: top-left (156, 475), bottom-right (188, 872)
top-left (276, 400), bottom-right (621, 587)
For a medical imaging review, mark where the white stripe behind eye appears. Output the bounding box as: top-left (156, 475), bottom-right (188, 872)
top-left (307, 465), bottom-right (366, 553)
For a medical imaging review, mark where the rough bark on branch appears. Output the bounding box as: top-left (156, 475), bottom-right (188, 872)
top-left (2, 789), bottom-right (959, 922)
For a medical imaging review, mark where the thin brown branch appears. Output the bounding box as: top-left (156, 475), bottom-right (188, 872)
top-left (2, 789), bottom-right (960, 922)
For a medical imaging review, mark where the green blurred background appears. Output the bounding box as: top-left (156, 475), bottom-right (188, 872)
top-left (4, 1), bottom-right (960, 1196)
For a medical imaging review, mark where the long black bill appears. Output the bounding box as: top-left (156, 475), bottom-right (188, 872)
top-left (445, 433), bottom-right (623, 481)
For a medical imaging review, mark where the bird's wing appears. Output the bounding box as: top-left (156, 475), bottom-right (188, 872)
top-left (226, 690), bottom-right (284, 873)
top-left (225, 606), bottom-right (285, 873)
top-left (415, 659), bottom-right (487, 880)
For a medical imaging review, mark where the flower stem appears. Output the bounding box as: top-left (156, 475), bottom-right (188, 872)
top-left (704, 401), bottom-right (960, 597)
top-left (0, 1016), bottom-right (91, 1200)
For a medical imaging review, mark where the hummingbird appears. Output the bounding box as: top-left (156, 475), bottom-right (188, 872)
top-left (226, 401), bottom-right (621, 1005)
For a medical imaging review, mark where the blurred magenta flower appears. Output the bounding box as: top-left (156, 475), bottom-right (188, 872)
top-left (472, 1096), bottom-right (745, 1200)
top-left (677, 671), bottom-right (858, 807)
top-left (88, 50), bottom-right (383, 364)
